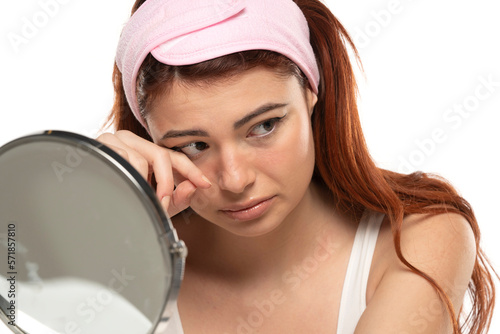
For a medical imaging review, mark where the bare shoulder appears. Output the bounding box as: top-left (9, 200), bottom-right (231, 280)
top-left (395, 211), bottom-right (476, 282)
top-left (378, 210), bottom-right (476, 298)
top-left (358, 211), bottom-right (477, 333)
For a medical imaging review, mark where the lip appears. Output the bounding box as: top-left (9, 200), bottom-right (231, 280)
top-left (220, 196), bottom-right (276, 221)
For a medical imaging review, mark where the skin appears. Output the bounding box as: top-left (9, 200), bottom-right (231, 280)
top-left (97, 66), bottom-right (476, 333)
top-left (147, 67), bottom-right (319, 238)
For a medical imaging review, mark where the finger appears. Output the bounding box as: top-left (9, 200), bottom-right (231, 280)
top-left (168, 151), bottom-right (212, 189)
top-left (114, 131), bottom-right (211, 199)
top-left (162, 180), bottom-right (197, 217)
top-left (112, 131), bottom-right (175, 197)
top-left (103, 143), bottom-right (130, 162)
top-left (161, 196), bottom-right (171, 215)
top-left (97, 134), bottom-right (150, 181)
top-left (149, 150), bottom-right (211, 199)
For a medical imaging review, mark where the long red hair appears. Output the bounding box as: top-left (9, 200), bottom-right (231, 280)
top-left (107, 0), bottom-right (498, 332)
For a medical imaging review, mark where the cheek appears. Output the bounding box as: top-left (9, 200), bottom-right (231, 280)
top-left (187, 116), bottom-right (315, 214)
top-left (259, 117), bottom-right (315, 177)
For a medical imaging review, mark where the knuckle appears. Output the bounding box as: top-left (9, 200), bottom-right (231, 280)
top-left (115, 129), bottom-right (133, 137)
top-left (168, 200), bottom-right (179, 213)
top-left (96, 132), bottom-right (115, 143)
top-left (114, 147), bottom-right (129, 160)
top-left (115, 130), bottom-right (135, 141)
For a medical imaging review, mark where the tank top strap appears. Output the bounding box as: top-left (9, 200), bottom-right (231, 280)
top-left (336, 210), bottom-right (384, 334)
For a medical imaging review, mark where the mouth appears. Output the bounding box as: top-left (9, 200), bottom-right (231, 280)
top-left (220, 196), bottom-right (276, 221)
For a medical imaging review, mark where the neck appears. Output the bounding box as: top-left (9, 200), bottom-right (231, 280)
top-left (184, 181), bottom-right (358, 284)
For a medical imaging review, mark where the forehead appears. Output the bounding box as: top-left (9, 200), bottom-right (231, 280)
top-left (147, 67), bottom-right (302, 130)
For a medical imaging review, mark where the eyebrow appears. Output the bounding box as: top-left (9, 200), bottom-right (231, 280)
top-left (160, 102), bottom-right (288, 140)
top-left (233, 103), bottom-right (288, 130)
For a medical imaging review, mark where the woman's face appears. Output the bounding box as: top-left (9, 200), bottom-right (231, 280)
top-left (147, 67), bottom-right (318, 237)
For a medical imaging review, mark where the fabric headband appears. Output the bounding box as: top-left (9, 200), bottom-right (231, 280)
top-left (116, 0), bottom-right (321, 130)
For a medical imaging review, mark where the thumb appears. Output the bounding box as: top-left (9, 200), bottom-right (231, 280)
top-left (161, 181), bottom-right (197, 218)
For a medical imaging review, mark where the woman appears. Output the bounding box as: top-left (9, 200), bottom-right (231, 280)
top-left (101, 0), bottom-right (497, 333)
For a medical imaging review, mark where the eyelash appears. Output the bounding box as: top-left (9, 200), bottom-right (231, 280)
top-left (169, 115), bottom-right (287, 158)
top-left (248, 115), bottom-right (286, 138)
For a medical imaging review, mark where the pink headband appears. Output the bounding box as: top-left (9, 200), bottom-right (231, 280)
top-left (116, 0), bottom-right (320, 130)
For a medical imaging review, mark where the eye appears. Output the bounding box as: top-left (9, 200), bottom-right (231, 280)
top-left (173, 142), bottom-right (208, 158)
top-left (248, 116), bottom-right (285, 138)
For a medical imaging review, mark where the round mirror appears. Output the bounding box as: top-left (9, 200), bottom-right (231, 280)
top-left (0, 131), bottom-right (186, 334)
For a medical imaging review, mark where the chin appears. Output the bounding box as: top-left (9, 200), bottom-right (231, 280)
top-left (219, 214), bottom-right (285, 238)
top-left (191, 205), bottom-right (287, 238)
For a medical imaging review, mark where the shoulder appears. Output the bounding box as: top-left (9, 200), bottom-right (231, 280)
top-left (394, 211), bottom-right (476, 284)
top-left (381, 211), bottom-right (476, 302)
top-left (358, 211), bottom-right (477, 333)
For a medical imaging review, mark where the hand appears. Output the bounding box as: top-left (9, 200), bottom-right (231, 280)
top-left (96, 130), bottom-right (212, 217)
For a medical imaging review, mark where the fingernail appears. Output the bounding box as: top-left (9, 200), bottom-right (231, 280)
top-left (161, 196), bottom-right (171, 211)
top-left (202, 175), bottom-right (212, 187)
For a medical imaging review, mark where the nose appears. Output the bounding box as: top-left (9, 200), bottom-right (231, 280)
top-left (217, 146), bottom-right (256, 194)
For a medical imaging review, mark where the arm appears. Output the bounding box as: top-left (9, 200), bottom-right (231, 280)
top-left (354, 212), bottom-right (477, 334)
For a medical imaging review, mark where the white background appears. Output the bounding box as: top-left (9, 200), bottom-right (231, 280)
top-left (1, 0), bottom-right (499, 332)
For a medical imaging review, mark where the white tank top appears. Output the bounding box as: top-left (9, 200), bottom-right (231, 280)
top-left (336, 210), bottom-right (384, 333)
top-left (160, 210), bottom-right (384, 334)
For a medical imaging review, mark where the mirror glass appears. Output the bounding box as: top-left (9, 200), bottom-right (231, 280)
top-left (0, 131), bottom-right (185, 334)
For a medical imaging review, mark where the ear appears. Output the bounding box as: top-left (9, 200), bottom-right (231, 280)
top-left (305, 88), bottom-right (318, 117)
